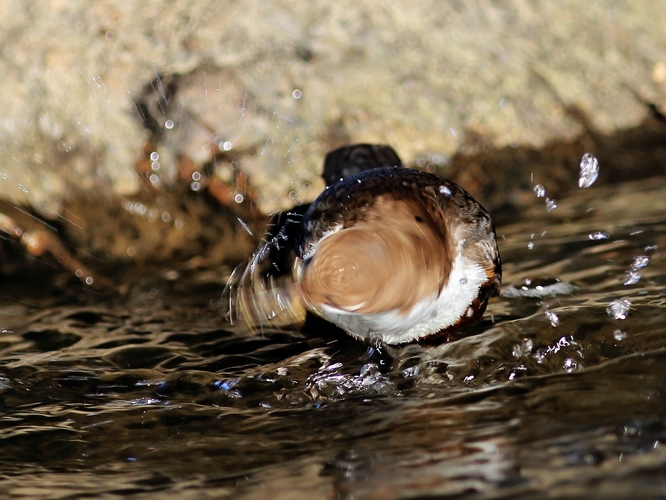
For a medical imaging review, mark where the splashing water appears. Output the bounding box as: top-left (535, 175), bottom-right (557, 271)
top-left (624, 255), bottom-right (650, 285)
top-left (545, 197), bottom-right (557, 211)
top-left (0, 175), bottom-right (666, 498)
top-left (588, 231), bottom-right (610, 240)
top-left (579, 153), bottom-right (599, 188)
top-left (607, 298), bottom-right (631, 320)
top-left (545, 310), bottom-right (560, 327)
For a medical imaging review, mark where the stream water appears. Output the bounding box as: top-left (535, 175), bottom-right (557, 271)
top-left (1, 174), bottom-right (665, 499)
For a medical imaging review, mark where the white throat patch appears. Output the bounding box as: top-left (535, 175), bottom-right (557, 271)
top-left (309, 249), bottom-right (487, 344)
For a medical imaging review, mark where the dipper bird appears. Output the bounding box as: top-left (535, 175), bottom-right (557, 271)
top-left (228, 144), bottom-right (501, 344)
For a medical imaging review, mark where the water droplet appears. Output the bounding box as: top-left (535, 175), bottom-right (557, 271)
top-left (438, 185), bottom-right (452, 196)
top-left (149, 174), bottom-right (159, 185)
top-left (632, 255), bottom-right (649, 269)
top-left (191, 171), bottom-right (202, 181)
top-left (545, 198), bottom-right (557, 211)
top-left (151, 161), bottom-right (160, 171)
top-left (149, 151), bottom-right (159, 161)
top-left (563, 358), bottom-right (578, 373)
top-left (292, 89), bottom-right (303, 99)
top-left (607, 298), bottom-right (631, 320)
top-left (589, 231), bottom-right (609, 240)
top-left (161, 212), bottom-right (171, 222)
top-left (75, 269), bottom-right (83, 277)
top-left (164, 120), bottom-right (175, 130)
top-left (448, 127), bottom-right (457, 137)
top-left (545, 310), bottom-right (560, 327)
top-left (578, 153), bottom-right (599, 188)
top-left (190, 181), bottom-right (201, 191)
top-left (534, 184), bottom-right (546, 198)
top-left (527, 241), bottom-right (534, 250)
top-left (624, 270), bottom-right (642, 285)
top-left (126, 247), bottom-right (136, 257)
top-left (234, 193), bottom-right (244, 203)
top-left (222, 141), bottom-right (233, 151)
top-left (104, 31), bottom-right (114, 41)
top-left (85, 277), bottom-right (93, 285)
top-left (512, 338), bottom-right (534, 357)
top-left (613, 329), bottom-right (627, 341)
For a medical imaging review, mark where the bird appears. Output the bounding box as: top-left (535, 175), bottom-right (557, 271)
top-left (227, 144), bottom-right (501, 344)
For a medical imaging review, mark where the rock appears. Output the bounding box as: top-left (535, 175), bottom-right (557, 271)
top-left (0, 0), bottom-right (665, 216)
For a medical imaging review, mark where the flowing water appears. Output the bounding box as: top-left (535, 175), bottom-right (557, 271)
top-left (1, 174), bottom-right (666, 499)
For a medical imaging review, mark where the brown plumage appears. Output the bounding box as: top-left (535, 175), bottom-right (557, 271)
top-left (229, 145), bottom-right (501, 344)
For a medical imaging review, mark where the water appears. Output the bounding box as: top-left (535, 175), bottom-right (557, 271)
top-left (579, 153), bottom-right (600, 189)
top-left (1, 175), bottom-right (666, 498)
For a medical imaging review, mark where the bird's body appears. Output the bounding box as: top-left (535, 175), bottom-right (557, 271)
top-left (229, 145), bottom-right (501, 344)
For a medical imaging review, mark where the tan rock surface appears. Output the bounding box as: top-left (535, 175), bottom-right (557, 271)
top-left (0, 1), bottom-right (664, 214)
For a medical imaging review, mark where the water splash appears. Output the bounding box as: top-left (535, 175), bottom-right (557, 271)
top-left (607, 298), bottom-right (631, 320)
top-left (624, 255), bottom-right (649, 285)
top-left (588, 231), bottom-right (609, 240)
top-left (578, 153), bottom-right (599, 188)
top-left (545, 310), bottom-right (560, 327)
top-left (545, 198), bottom-right (557, 211)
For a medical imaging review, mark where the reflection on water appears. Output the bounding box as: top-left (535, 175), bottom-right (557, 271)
top-left (1, 176), bottom-right (666, 498)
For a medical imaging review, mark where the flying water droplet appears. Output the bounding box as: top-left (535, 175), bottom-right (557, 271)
top-left (534, 184), bottom-right (546, 198)
top-left (545, 310), bottom-right (560, 327)
top-left (607, 298), bottom-right (631, 320)
top-left (624, 255), bottom-right (649, 285)
top-left (438, 185), bottom-right (452, 196)
top-left (588, 231), bottom-right (609, 240)
top-left (563, 358), bottom-right (578, 373)
top-left (545, 198), bottom-right (557, 211)
top-left (624, 270), bottom-right (642, 285)
top-left (578, 153), bottom-right (599, 188)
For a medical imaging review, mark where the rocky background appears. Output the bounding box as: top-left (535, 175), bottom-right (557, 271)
top-left (0, 0), bottom-right (665, 272)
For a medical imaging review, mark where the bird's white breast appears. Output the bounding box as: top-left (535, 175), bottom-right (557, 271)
top-left (310, 248), bottom-right (487, 344)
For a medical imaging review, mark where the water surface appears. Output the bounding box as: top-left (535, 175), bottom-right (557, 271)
top-left (1, 176), bottom-right (666, 498)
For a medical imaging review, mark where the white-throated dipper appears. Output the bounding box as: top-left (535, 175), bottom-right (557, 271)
top-left (229, 144), bottom-right (501, 344)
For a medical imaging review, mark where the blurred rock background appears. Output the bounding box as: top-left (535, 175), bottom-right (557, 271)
top-left (0, 0), bottom-right (665, 269)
